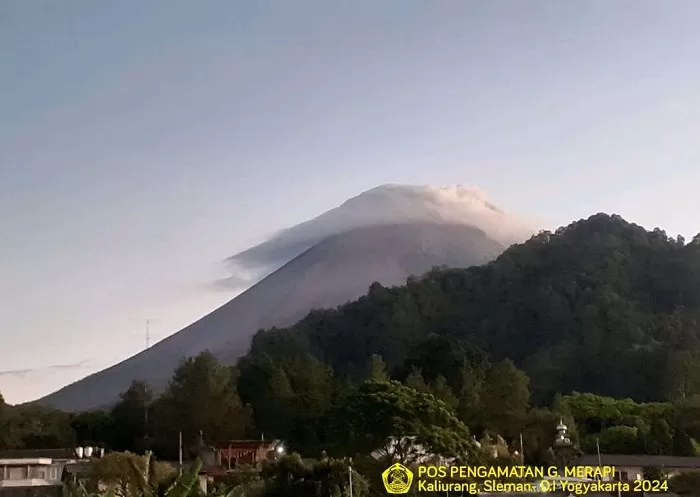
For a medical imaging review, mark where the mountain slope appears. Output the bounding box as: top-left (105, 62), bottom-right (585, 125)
top-left (39, 222), bottom-right (509, 411)
top-left (219, 184), bottom-right (534, 288)
top-left (242, 214), bottom-right (700, 404)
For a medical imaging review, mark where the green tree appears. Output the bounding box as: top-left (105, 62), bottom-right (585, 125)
top-left (240, 352), bottom-right (334, 454)
top-left (520, 408), bottom-right (561, 465)
top-left (396, 334), bottom-right (487, 394)
top-left (670, 470), bottom-right (700, 496)
top-left (431, 375), bottom-right (459, 409)
top-left (404, 367), bottom-right (431, 394)
top-left (0, 394), bottom-right (22, 449)
top-left (257, 453), bottom-right (369, 497)
top-left (642, 418), bottom-right (673, 455)
top-left (479, 360), bottom-right (530, 439)
top-left (596, 426), bottom-right (643, 454)
top-left (12, 404), bottom-right (75, 449)
top-left (70, 410), bottom-right (114, 448)
top-left (110, 381), bottom-right (153, 452)
top-left (280, 355), bottom-right (335, 452)
top-left (327, 380), bottom-right (480, 465)
top-left (154, 352), bottom-right (253, 457)
top-left (642, 466), bottom-right (667, 481)
top-left (455, 364), bottom-right (486, 426)
top-left (673, 427), bottom-right (700, 456)
top-left (366, 354), bottom-right (389, 382)
top-left (674, 395), bottom-right (700, 443)
top-left (666, 351), bottom-right (700, 402)
top-left (557, 392), bottom-right (644, 436)
top-left (78, 451), bottom-right (200, 497)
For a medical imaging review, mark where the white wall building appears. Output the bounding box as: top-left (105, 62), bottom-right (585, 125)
top-left (0, 448), bottom-right (100, 497)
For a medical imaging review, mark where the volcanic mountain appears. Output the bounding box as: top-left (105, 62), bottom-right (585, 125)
top-left (38, 184), bottom-right (534, 411)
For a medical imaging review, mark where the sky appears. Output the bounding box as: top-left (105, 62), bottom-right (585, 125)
top-left (2, 0), bottom-right (700, 404)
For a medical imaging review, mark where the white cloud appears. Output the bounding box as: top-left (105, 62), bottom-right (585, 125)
top-left (215, 184), bottom-right (535, 289)
top-left (0, 361), bottom-right (94, 405)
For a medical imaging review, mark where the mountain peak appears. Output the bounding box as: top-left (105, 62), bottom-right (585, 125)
top-left (330, 183), bottom-right (532, 245)
top-left (355, 183), bottom-right (504, 213)
top-left (37, 183), bottom-right (535, 411)
top-left (367, 183), bottom-right (488, 196)
top-left (221, 183), bottom-right (535, 288)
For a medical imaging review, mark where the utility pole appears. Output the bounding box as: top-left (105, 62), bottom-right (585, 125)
top-left (143, 319), bottom-right (157, 443)
top-left (178, 431), bottom-right (183, 474)
top-left (145, 319), bottom-right (158, 349)
top-left (519, 433), bottom-right (525, 464)
top-left (144, 400), bottom-right (149, 440)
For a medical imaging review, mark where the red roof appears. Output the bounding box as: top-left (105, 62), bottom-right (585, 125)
top-left (213, 440), bottom-right (280, 450)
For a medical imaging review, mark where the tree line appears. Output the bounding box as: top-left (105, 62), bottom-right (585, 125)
top-left (245, 214), bottom-right (700, 406)
top-left (3, 349), bottom-right (700, 466)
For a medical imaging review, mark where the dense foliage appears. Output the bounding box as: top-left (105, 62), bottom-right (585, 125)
top-left (244, 214), bottom-right (700, 404)
top-left (5, 213), bottom-right (700, 493)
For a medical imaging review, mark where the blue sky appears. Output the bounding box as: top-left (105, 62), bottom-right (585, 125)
top-left (2, 0), bottom-right (700, 404)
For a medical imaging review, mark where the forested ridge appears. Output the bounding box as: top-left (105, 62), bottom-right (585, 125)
top-left (242, 213), bottom-right (700, 404)
top-left (5, 213), bottom-right (700, 494)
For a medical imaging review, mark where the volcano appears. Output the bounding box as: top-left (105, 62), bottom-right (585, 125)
top-left (38, 184), bottom-right (534, 411)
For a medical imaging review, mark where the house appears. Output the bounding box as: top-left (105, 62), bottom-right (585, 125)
top-left (209, 440), bottom-right (284, 469)
top-left (0, 449), bottom-right (78, 497)
top-left (169, 441), bottom-right (283, 494)
top-left (575, 454), bottom-right (700, 480)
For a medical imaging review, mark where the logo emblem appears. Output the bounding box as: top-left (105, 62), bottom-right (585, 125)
top-left (382, 462), bottom-right (414, 494)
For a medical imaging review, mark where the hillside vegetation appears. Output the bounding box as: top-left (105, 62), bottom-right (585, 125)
top-left (39, 222), bottom-right (507, 412)
top-left (242, 213), bottom-right (700, 404)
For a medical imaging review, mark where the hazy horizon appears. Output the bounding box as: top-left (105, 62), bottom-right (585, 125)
top-left (3, 0), bottom-right (700, 403)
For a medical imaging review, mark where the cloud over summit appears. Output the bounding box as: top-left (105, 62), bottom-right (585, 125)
top-left (216, 184), bottom-right (535, 290)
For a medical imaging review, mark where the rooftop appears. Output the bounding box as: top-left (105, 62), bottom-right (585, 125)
top-left (0, 449), bottom-right (76, 460)
top-left (212, 440), bottom-right (281, 449)
top-left (576, 454), bottom-right (700, 469)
